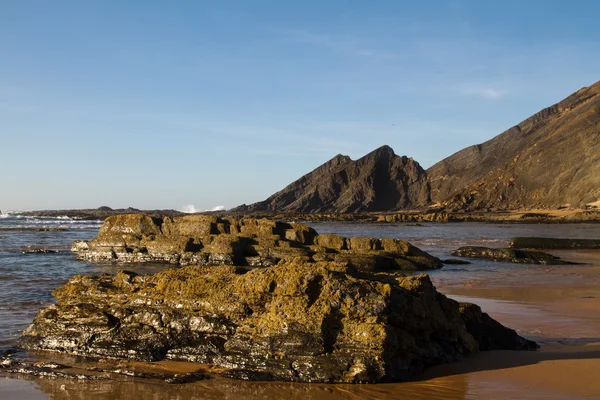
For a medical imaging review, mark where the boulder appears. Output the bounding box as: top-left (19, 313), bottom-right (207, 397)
top-left (450, 246), bottom-right (575, 265)
top-left (348, 237), bottom-right (382, 252)
top-left (162, 215), bottom-right (222, 237)
top-left (284, 224), bottom-right (318, 245)
top-left (315, 234), bottom-right (348, 251)
top-left (19, 260), bottom-right (536, 383)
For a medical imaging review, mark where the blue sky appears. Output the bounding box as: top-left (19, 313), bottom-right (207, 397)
top-left (1, 1), bottom-right (599, 211)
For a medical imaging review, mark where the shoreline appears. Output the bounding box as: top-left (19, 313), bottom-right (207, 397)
top-left (14, 207), bottom-right (600, 224)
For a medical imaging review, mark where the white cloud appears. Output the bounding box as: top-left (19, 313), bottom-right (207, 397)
top-left (206, 205), bottom-right (225, 212)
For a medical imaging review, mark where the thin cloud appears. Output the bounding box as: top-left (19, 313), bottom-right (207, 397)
top-left (284, 29), bottom-right (398, 60)
top-left (450, 83), bottom-right (508, 100)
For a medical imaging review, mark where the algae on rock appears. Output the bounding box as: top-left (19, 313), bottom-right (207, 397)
top-left (20, 260), bottom-right (536, 383)
top-left (72, 214), bottom-right (442, 271)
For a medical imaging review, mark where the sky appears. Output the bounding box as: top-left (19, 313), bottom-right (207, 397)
top-left (1, 0), bottom-right (600, 211)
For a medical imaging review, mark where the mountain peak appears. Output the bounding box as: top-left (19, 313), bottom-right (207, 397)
top-left (368, 145), bottom-right (396, 157)
top-left (236, 145), bottom-right (429, 213)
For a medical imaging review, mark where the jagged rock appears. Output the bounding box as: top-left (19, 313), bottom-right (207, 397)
top-left (458, 303), bottom-right (535, 350)
top-left (450, 246), bottom-right (575, 265)
top-left (510, 237), bottom-right (600, 249)
top-left (72, 214), bottom-right (442, 271)
top-left (233, 145), bottom-right (431, 213)
top-left (19, 260), bottom-right (536, 383)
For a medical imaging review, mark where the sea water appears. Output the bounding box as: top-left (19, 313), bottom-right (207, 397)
top-left (2, 213), bottom-right (600, 399)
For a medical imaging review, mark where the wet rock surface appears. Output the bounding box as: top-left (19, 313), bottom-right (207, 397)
top-left (21, 246), bottom-right (60, 254)
top-left (510, 237), bottom-right (600, 249)
top-left (18, 260), bottom-right (536, 383)
top-left (72, 214), bottom-right (442, 271)
top-left (450, 246), bottom-right (576, 265)
top-left (0, 351), bottom-right (209, 383)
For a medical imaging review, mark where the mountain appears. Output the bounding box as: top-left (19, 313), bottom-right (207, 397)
top-left (427, 79), bottom-right (600, 210)
top-left (235, 79), bottom-right (600, 214)
top-left (234, 145), bottom-right (430, 213)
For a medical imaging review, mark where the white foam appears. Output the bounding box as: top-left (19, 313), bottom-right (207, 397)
top-left (180, 205), bottom-right (198, 214)
top-left (206, 205), bottom-right (225, 212)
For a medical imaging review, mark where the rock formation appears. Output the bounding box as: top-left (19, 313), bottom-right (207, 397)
top-left (72, 214), bottom-right (442, 271)
top-left (450, 246), bottom-right (575, 264)
top-left (233, 145), bottom-right (430, 213)
top-left (19, 260), bottom-right (537, 383)
top-left (428, 79), bottom-right (600, 210)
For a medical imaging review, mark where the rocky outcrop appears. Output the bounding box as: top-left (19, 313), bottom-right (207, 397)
top-left (233, 145), bottom-right (431, 213)
top-left (376, 212), bottom-right (450, 223)
top-left (450, 246), bottom-right (575, 264)
top-left (510, 237), bottom-right (600, 249)
top-left (72, 214), bottom-right (442, 271)
top-left (19, 260), bottom-right (537, 383)
top-left (428, 79), bottom-right (600, 210)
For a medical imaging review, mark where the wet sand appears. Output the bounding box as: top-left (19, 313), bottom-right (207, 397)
top-left (3, 251), bottom-right (600, 399)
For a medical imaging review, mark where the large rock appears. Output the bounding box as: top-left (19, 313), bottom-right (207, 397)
top-left (510, 237), bottom-right (600, 249)
top-left (233, 145), bottom-right (431, 213)
top-left (72, 214), bottom-right (442, 271)
top-left (450, 246), bottom-right (575, 265)
top-left (19, 260), bottom-right (536, 383)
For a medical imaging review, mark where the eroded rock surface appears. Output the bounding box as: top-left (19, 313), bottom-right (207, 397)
top-left (450, 246), bottom-right (575, 264)
top-left (72, 214), bottom-right (442, 271)
top-left (19, 260), bottom-right (536, 383)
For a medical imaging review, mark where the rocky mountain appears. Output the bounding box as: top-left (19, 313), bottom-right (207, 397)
top-left (427, 79), bottom-right (600, 210)
top-left (235, 80), bottom-right (600, 213)
top-left (234, 145), bottom-right (430, 213)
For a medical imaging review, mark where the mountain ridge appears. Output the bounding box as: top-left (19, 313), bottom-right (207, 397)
top-left (233, 145), bottom-right (431, 213)
top-left (235, 79), bottom-right (600, 213)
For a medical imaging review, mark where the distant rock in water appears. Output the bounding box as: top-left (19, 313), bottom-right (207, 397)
top-left (510, 237), bottom-right (600, 249)
top-left (428, 79), bottom-right (600, 210)
top-left (450, 246), bottom-right (575, 265)
top-left (19, 260), bottom-right (537, 383)
top-left (72, 213), bottom-right (442, 271)
top-left (233, 145), bottom-right (430, 213)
